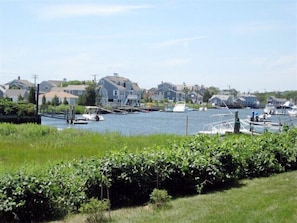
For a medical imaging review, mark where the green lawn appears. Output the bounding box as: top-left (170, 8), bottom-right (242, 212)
top-left (51, 171), bottom-right (297, 223)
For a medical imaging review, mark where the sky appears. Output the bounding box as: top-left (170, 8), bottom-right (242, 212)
top-left (0, 0), bottom-right (296, 93)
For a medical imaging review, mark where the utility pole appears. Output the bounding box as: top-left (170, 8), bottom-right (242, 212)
top-left (92, 74), bottom-right (97, 83)
top-left (32, 74), bottom-right (38, 105)
top-left (32, 74), bottom-right (38, 89)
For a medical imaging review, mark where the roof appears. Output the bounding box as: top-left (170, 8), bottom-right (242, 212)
top-left (63, 85), bottom-right (88, 91)
top-left (40, 80), bottom-right (63, 87)
top-left (5, 79), bottom-right (34, 87)
top-left (40, 91), bottom-right (78, 98)
top-left (103, 75), bottom-right (141, 90)
top-left (209, 94), bottom-right (234, 100)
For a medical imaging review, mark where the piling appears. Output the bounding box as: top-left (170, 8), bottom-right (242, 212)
top-left (234, 111), bottom-right (240, 134)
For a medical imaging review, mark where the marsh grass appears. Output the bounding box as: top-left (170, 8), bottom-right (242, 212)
top-left (52, 171), bottom-right (296, 223)
top-left (0, 123), bottom-right (183, 174)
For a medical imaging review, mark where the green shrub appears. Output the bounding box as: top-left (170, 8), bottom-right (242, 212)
top-left (0, 128), bottom-right (297, 222)
top-left (149, 189), bottom-right (172, 210)
top-left (79, 198), bottom-right (110, 223)
top-left (0, 99), bottom-right (35, 116)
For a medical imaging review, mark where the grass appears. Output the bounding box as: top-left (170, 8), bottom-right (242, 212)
top-left (50, 171), bottom-right (297, 223)
top-left (0, 124), bottom-right (184, 174)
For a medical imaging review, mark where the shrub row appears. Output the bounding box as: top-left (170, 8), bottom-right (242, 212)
top-left (0, 99), bottom-right (35, 116)
top-left (1, 128), bottom-right (297, 222)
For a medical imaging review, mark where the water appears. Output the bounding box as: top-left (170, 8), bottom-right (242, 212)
top-left (41, 109), bottom-right (297, 136)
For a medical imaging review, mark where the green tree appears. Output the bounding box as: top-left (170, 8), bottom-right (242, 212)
top-left (63, 97), bottom-right (69, 105)
top-left (203, 89), bottom-right (212, 102)
top-left (41, 95), bottom-right (48, 111)
top-left (78, 95), bottom-right (86, 106)
top-left (51, 95), bottom-right (60, 106)
top-left (28, 87), bottom-right (36, 104)
top-left (85, 84), bottom-right (97, 106)
top-left (42, 95), bottom-right (46, 105)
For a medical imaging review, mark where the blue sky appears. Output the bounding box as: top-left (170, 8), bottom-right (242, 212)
top-left (0, 0), bottom-right (296, 92)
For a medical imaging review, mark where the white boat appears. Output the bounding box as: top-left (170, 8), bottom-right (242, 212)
top-left (288, 106), bottom-right (297, 117)
top-left (198, 110), bottom-right (284, 136)
top-left (282, 101), bottom-right (295, 109)
top-left (173, 101), bottom-right (187, 112)
top-left (82, 106), bottom-right (104, 121)
top-left (198, 113), bottom-right (253, 135)
top-left (199, 106), bottom-right (208, 111)
top-left (264, 103), bottom-right (277, 115)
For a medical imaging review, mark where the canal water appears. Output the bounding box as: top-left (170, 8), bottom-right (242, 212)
top-left (41, 109), bottom-right (297, 136)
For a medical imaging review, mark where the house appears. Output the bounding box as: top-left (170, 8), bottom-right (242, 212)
top-left (39, 91), bottom-right (78, 105)
top-left (236, 94), bottom-right (260, 108)
top-left (268, 96), bottom-right (286, 108)
top-left (5, 89), bottom-right (29, 102)
top-left (157, 82), bottom-right (186, 102)
top-left (98, 74), bottom-right (142, 107)
top-left (39, 80), bottom-right (64, 93)
top-left (209, 95), bottom-right (235, 107)
top-left (50, 85), bottom-right (88, 97)
top-left (5, 76), bottom-right (34, 90)
top-left (187, 91), bottom-right (203, 104)
top-left (144, 88), bottom-right (162, 101)
top-left (63, 85), bottom-right (88, 97)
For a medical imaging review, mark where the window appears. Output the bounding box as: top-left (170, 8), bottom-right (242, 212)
top-left (113, 90), bottom-right (119, 96)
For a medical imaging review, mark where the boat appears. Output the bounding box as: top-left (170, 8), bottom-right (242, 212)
top-left (282, 101), bottom-right (295, 109)
top-left (198, 118), bottom-right (253, 135)
top-left (199, 109), bottom-right (284, 136)
top-left (199, 106), bottom-right (207, 111)
top-left (72, 119), bottom-right (88, 125)
top-left (173, 101), bottom-right (187, 112)
top-left (198, 113), bottom-right (253, 135)
top-left (288, 106), bottom-right (297, 117)
top-left (82, 106), bottom-right (104, 121)
top-left (264, 103), bottom-right (277, 115)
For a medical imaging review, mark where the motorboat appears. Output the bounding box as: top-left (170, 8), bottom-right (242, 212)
top-left (173, 101), bottom-right (187, 112)
top-left (288, 106), bottom-right (297, 117)
top-left (198, 113), bottom-right (253, 135)
top-left (82, 106), bottom-right (104, 121)
top-left (199, 106), bottom-right (208, 111)
top-left (264, 103), bottom-right (277, 115)
top-left (282, 101), bottom-right (295, 109)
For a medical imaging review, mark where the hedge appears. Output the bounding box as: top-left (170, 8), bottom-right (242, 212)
top-left (1, 128), bottom-right (297, 222)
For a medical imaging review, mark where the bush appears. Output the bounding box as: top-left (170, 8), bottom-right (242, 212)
top-left (1, 128), bottom-right (297, 222)
top-left (79, 198), bottom-right (110, 223)
top-left (149, 189), bottom-right (172, 210)
top-left (0, 99), bottom-right (35, 116)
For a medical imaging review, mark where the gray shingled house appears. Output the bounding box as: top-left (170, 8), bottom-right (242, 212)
top-left (98, 74), bottom-right (142, 107)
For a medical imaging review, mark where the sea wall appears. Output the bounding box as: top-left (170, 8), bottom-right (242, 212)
top-left (0, 115), bottom-right (41, 124)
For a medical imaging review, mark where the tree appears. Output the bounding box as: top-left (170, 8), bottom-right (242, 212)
top-left (203, 89), bottom-right (212, 102)
top-left (28, 87), bottom-right (36, 104)
top-left (85, 84), bottom-right (97, 105)
top-left (203, 87), bottom-right (219, 103)
top-left (42, 95), bottom-right (46, 105)
top-left (51, 95), bottom-right (60, 106)
top-left (78, 95), bottom-right (86, 106)
top-left (41, 95), bottom-right (48, 111)
top-left (63, 97), bottom-right (69, 105)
